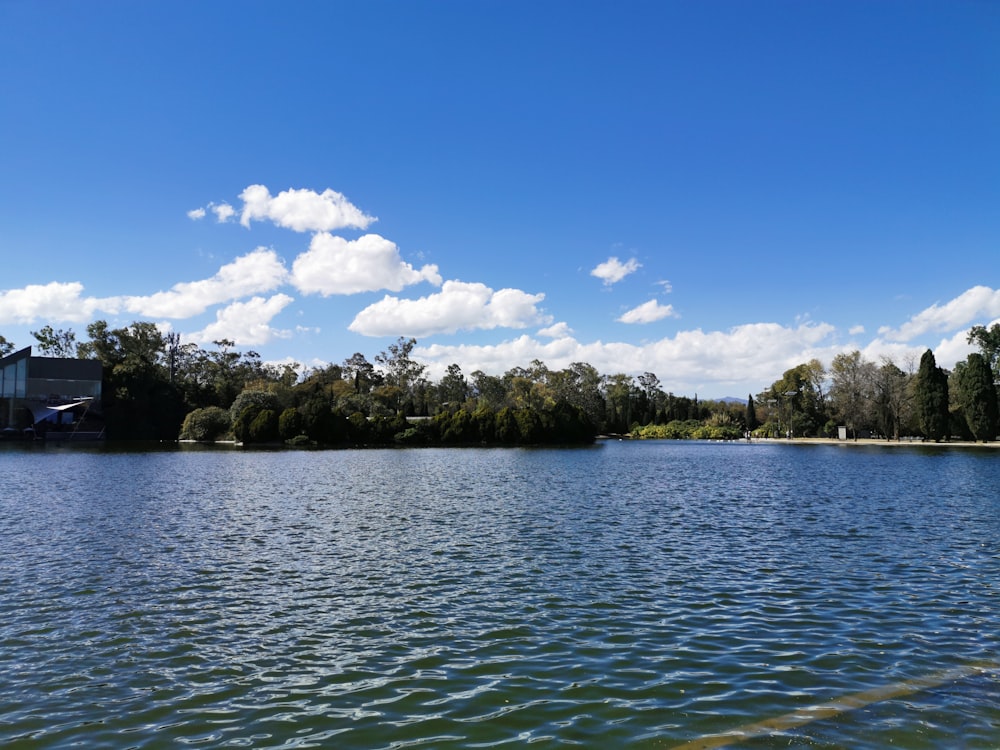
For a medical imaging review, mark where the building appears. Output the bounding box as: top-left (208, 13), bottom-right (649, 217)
top-left (0, 347), bottom-right (104, 439)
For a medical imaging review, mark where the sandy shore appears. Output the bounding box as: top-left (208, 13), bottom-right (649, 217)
top-left (756, 437), bottom-right (1000, 449)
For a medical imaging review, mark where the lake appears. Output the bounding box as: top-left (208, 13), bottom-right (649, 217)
top-left (1, 440), bottom-right (998, 748)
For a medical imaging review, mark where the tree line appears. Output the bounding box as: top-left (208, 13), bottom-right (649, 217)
top-left (2, 321), bottom-right (998, 444)
top-left (747, 323), bottom-right (999, 443)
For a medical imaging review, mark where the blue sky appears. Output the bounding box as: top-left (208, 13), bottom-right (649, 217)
top-left (1, 1), bottom-right (997, 398)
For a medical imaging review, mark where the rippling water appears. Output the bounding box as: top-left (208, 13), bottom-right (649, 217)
top-left (1, 441), bottom-right (998, 748)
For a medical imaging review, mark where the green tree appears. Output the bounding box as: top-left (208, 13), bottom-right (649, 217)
top-left (278, 407), bottom-right (304, 441)
top-left (745, 394), bottom-right (758, 431)
top-left (872, 358), bottom-right (912, 441)
top-left (342, 352), bottom-right (381, 398)
top-left (346, 411), bottom-right (371, 443)
top-left (828, 351), bottom-right (876, 439)
top-left (915, 349), bottom-right (949, 441)
top-left (30, 325), bottom-right (78, 357)
top-left (546, 400), bottom-right (595, 443)
top-left (957, 352), bottom-right (998, 441)
top-left (441, 408), bottom-right (476, 444)
top-left (494, 406), bottom-right (519, 443)
top-left (514, 407), bottom-right (544, 443)
top-left (548, 363), bottom-right (604, 429)
top-left (635, 372), bottom-right (664, 425)
top-left (505, 370), bottom-right (548, 411)
top-left (248, 409), bottom-right (279, 443)
top-left (603, 373), bottom-right (637, 433)
top-left (967, 323), bottom-right (1000, 383)
top-left (470, 405), bottom-right (497, 443)
top-left (766, 362), bottom-right (827, 438)
top-left (229, 389), bottom-right (282, 426)
top-left (297, 397), bottom-right (344, 444)
top-left (471, 370), bottom-right (506, 410)
top-left (374, 338), bottom-right (426, 414)
top-left (438, 363), bottom-right (470, 407)
top-left (179, 406), bottom-right (231, 442)
top-left (79, 320), bottom-right (184, 439)
top-left (0, 335), bottom-right (14, 357)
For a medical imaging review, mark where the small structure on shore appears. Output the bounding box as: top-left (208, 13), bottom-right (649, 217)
top-left (0, 347), bottom-right (104, 440)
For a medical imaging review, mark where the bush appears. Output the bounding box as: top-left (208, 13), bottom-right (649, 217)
top-left (285, 434), bottom-right (317, 448)
top-left (494, 407), bottom-right (519, 444)
top-left (228, 389), bottom-right (281, 423)
top-left (179, 406), bottom-right (231, 442)
top-left (248, 409), bottom-right (278, 443)
top-left (393, 426), bottom-right (427, 445)
top-left (278, 407), bottom-right (303, 440)
top-left (442, 409), bottom-right (477, 444)
top-left (346, 411), bottom-right (370, 443)
top-left (545, 401), bottom-right (595, 443)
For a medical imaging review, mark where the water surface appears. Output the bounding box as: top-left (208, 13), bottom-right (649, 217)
top-left (1, 441), bottom-right (998, 747)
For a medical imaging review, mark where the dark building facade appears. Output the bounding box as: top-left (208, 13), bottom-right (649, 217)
top-left (0, 347), bottom-right (103, 436)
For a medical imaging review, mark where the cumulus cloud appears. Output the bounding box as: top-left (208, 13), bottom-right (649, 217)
top-left (849, 325), bottom-right (865, 335)
top-left (931, 326), bottom-right (983, 370)
top-left (416, 321), bottom-right (839, 394)
top-left (122, 248), bottom-right (289, 318)
top-left (212, 203), bottom-right (236, 223)
top-left (591, 256), bottom-right (641, 286)
top-left (292, 233), bottom-right (441, 296)
top-left (186, 294), bottom-right (294, 346)
top-left (239, 184), bottom-right (376, 232)
top-left (538, 321), bottom-right (574, 338)
top-left (0, 282), bottom-right (119, 325)
top-left (617, 299), bottom-right (678, 324)
top-left (879, 285), bottom-right (1000, 342)
top-left (187, 202), bottom-right (236, 223)
top-left (348, 280), bottom-right (549, 337)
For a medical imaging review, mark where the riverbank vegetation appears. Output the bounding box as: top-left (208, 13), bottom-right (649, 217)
top-left (4, 321), bottom-right (998, 445)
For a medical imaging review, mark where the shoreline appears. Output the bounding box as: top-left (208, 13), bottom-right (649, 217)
top-left (756, 436), bottom-right (1000, 449)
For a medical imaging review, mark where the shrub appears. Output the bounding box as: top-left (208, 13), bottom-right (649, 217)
top-left (179, 406), bottom-right (231, 442)
top-left (514, 408), bottom-right (543, 444)
top-left (278, 407), bottom-right (303, 440)
top-left (248, 409), bottom-right (278, 443)
top-left (228, 389), bottom-right (281, 423)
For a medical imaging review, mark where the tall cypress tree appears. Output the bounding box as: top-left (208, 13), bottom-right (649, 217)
top-left (958, 352), bottom-right (999, 442)
top-left (745, 394), bottom-right (758, 431)
top-left (915, 349), bottom-right (949, 442)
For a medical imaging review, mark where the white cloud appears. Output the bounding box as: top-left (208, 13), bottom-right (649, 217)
top-left (591, 256), bottom-right (640, 285)
top-left (187, 202), bottom-right (236, 223)
top-left (656, 280), bottom-right (673, 293)
top-left (348, 280), bottom-right (549, 337)
top-left (854, 321), bottom-right (996, 376)
top-left (930, 326), bottom-right (984, 371)
top-left (416, 321), bottom-right (839, 395)
top-left (0, 282), bottom-right (119, 325)
top-left (186, 294), bottom-right (294, 346)
top-left (849, 325), bottom-right (865, 335)
top-left (879, 285), bottom-right (1000, 342)
top-left (239, 184), bottom-right (376, 232)
top-left (538, 321), bottom-right (574, 338)
top-left (122, 248), bottom-right (289, 318)
top-left (212, 203), bottom-right (235, 223)
top-left (292, 233), bottom-right (441, 296)
top-left (617, 299), bottom-right (678, 324)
